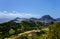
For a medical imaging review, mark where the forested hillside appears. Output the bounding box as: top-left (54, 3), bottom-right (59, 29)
top-left (0, 20), bottom-right (60, 39)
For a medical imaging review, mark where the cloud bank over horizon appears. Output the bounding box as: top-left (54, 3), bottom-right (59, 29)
top-left (0, 11), bottom-right (40, 23)
top-left (0, 11), bottom-right (33, 18)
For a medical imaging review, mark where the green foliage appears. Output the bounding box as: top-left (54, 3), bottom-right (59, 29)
top-left (9, 29), bottom-right (15, 35)
top-left (1, 20), bottom-right (60, 39)
top-left (46, 22), bottom-right (60, 39)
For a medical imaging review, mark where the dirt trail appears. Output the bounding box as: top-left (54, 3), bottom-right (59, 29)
top-left (5, 30), bottom-right (40, 39)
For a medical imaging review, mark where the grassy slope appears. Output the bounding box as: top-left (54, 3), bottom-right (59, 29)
top-left (5, 28), bottom-right (49, 39)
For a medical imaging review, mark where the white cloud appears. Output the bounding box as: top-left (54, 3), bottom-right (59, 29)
top-left (0, 11), bottom-right (33, 18)
top-left (0, 11), bottom-right (35, 23)
top-left (0, 11), bottom-right (41, 23)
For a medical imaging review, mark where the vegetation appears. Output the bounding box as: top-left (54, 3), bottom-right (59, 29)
top-left (46, 22), bottom-right (60, 39)
top-left (0, 20), bottom-right (60, 39)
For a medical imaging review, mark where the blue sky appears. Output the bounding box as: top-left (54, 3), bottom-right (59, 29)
top-left (0, 0), bottom-right (60, 18)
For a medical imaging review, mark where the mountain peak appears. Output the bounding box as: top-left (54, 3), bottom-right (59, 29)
top-left (39, 15), bottom-right (56, 23)
top-left (42, 15), bottom-right (50, 17)
top-left (41, 15), bottom-right (52, 19)
top-left (15, 17), bottom-right (21, 19)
